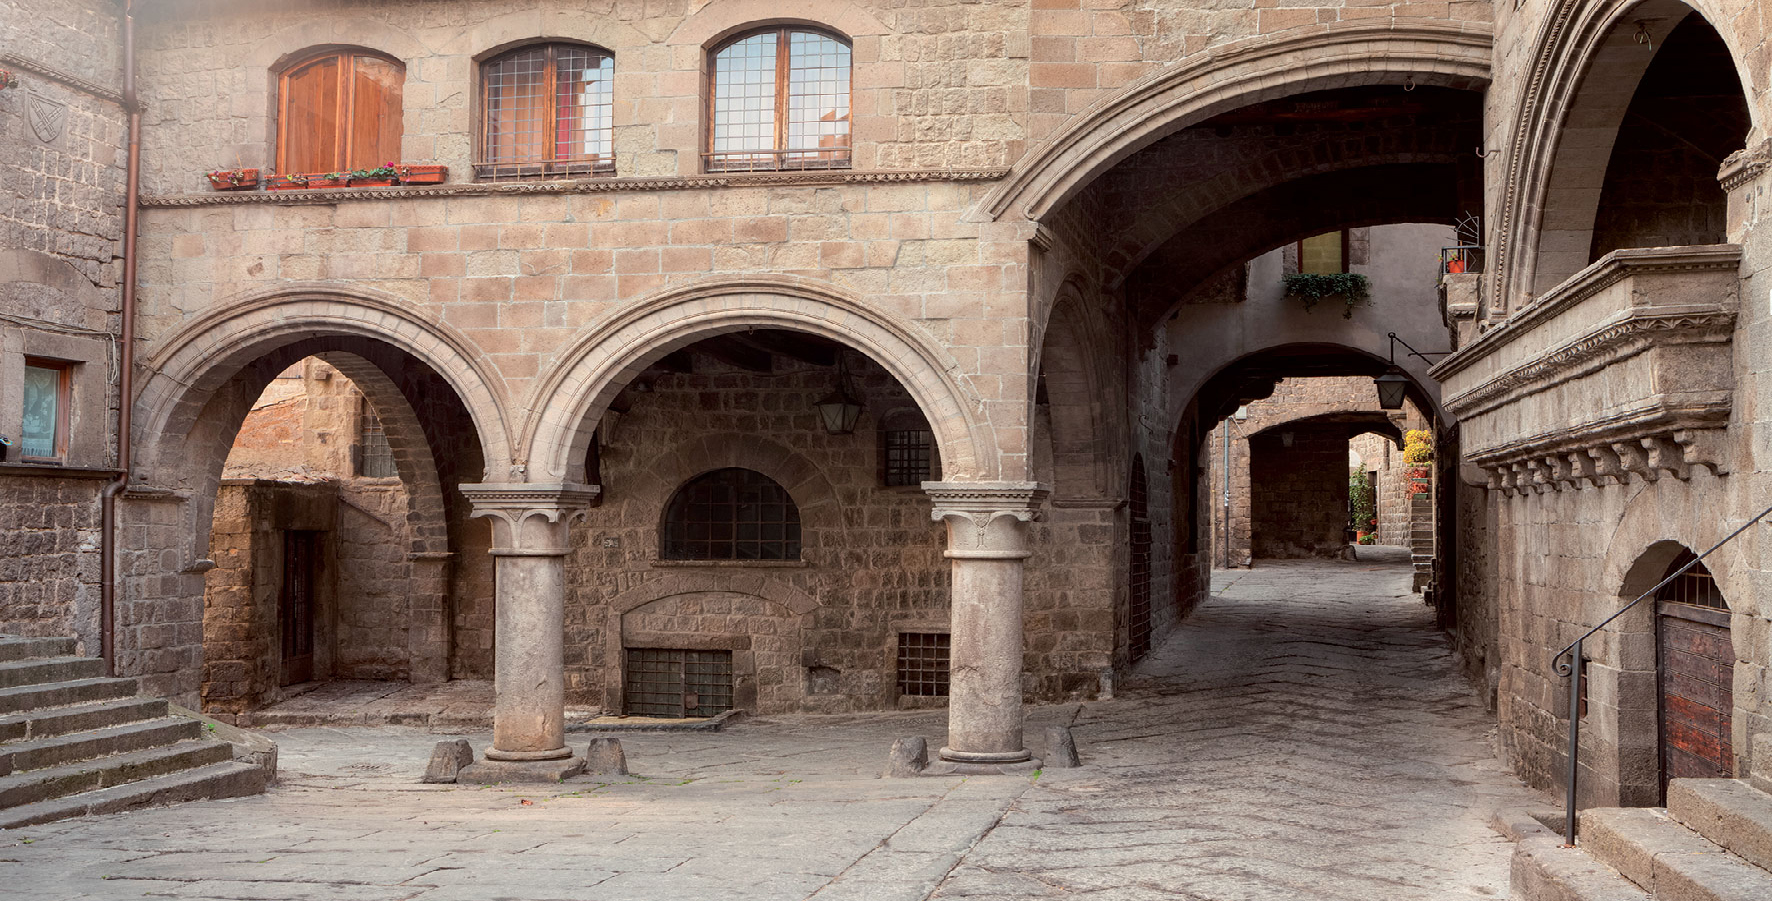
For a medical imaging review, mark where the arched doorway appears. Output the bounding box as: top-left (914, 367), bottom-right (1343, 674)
top-left (1656, 550), bottom-right (1736, 794)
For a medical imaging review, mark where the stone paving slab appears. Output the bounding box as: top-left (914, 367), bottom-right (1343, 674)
top-left (0, 557), bottom-right (1542, 900)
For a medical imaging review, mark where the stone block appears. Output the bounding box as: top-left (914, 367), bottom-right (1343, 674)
top-left (582, 737), bottom-right (627, 776)
top-left (1043, 725), bottom-right (1080, 768)
top-left (456, 755), bottom-right (585, 784)
top-left (422, 739), bottom-right (475, 784)
top-left (883, 736), bottom-right (928, 778)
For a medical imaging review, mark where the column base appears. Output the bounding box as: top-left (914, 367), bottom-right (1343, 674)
top-left (922, 754), bottom-right (1043, 777)
top-left (485, 746), bottom-right (575, 762)
top-left (457, 755), bottom-right (585, 784)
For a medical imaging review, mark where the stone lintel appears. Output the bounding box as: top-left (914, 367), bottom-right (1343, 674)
top-left (460, 483), bottom-right (600, 555)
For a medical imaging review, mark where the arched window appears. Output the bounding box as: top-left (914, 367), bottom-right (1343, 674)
top-left (662, 468), bottom-right (801, 560)
top-left (478, 43), bottom-right (615, 180)
top-left (707, 27), bottom-right (850, 172)
top-left (277, 50), bottom-right (404, 175)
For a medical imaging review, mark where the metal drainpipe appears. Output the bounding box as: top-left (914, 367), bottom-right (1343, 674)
top-left (101, 0), bottom-right (140, 677)
top-left (1221, 420), bottom-right (1231, 569)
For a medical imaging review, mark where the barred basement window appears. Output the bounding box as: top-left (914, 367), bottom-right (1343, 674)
top-left (478, 43), bottom-right (615, 180)
top-left (661, 468), bottom-right (801, 560)
top-left (356, 405), bottom-right (395, 478)
top-left (882, 429), bottom-right (934, 486)
top-left (624, 648), bottom-right (734, 717)
top-left (706, 28), bottom-right (851, 171)
top-left (896, 632), bottom-right (950, 697)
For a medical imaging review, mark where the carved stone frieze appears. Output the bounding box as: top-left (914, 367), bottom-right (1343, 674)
top-left (141, 168), bottom-right (1011, 208)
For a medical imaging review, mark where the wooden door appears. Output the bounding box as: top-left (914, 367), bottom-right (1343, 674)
top-left (1657, 555), bottom-right (1734, 797)
top-left (280, 531), bottom-right (320, 686)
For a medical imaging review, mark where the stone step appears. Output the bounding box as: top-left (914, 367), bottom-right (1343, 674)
top-left (1512, 834), bottom-right (1651, 901)
top-left (1581, 806), bottom-right (1772, 900)
top-left (0, 637), bottom-right (76, 663)
top-left (0, 738), bottom-right (232, 810)
top-left (1668, 779), bottom-right (1772, 873)
top-left (0, 677), bottom-right (139, 717)
top-left (0, 717), bottom-right (201, 776)
top-left (0, 656), bottom-right (106, 690)
top-left (0, 696), bottom-right (167, 744)
top-left (0, 759), bottom-right (266, 830)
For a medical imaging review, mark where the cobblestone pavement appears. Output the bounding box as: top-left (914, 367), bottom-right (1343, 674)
top-left (2, 555), bottom-right (1539, 900)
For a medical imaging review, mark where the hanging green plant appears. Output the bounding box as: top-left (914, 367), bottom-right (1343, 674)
top-left (1282, 272), bottom-right (1371, 318)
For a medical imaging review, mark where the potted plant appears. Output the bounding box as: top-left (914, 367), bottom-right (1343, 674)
top-left (1282, 272), bottom-right (1371, 319)
top-left (266, 171), bottom-right (346, 191)
top-left (345, 163), bottom-right (402, 187)
top-left (0, 69), bottom-right (18, 93)
top-left (205, 167), bottom-right (260, 191)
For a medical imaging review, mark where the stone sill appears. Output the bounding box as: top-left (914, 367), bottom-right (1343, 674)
top-left (649, 559), bottom-right (808, 569)
top-left (140, 167), bottom-right (1011, 209)
top-left (0, 463), bottom-right (123, 480)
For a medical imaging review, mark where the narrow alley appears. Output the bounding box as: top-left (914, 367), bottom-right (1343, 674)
top-left (3, 554), bottom-right (1538, 901)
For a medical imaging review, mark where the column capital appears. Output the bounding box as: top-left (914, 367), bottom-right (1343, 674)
top-left (460, 482), bottom-right (600, 556)
top-left (923, 481), bottom-right (1049, 560)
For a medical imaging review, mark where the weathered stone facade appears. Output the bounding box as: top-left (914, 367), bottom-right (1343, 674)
top-left (6, 0), bottom-right (1772, 799)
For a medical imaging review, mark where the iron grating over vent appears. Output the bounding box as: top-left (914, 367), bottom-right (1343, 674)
top-left (882, 429), bottom-right (934, 486)
top-left (896, 632), bottom-right (950, 697)
top-left (624, 648), bottom-right (734, 718)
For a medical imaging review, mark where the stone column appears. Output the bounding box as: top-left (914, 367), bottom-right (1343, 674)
top-left (456, 483), bottom-right (598, 783)
top-left (925, 481), bottom-right (1048, 772)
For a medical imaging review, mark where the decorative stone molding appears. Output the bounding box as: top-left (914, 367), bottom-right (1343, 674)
top-left (1433, 246), bottom-right (1740, 496)
top-left (460, 483), bottom-right (600, 556)
top-left (924, 481), bottom-right (1049, 559)
top-left (140, 168), bottom-right (1009, 208)
top-left (1719, 141), bottom-right (1769, 193)
top-left (0, 53), bottom-right (124, 107)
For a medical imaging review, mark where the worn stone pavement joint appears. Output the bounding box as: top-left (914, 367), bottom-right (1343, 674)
top-left (883, 736), bottom-right (929, 778)
top-left (455, 754), bottom-right (585, 784)
top-left (421, 739), bottom-right (474, 784)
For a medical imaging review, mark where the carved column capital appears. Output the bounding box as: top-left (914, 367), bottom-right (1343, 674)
top-left (460, 483), bottom-right (600, 556)
top-left (924, 481), bottom-right (1049, 560)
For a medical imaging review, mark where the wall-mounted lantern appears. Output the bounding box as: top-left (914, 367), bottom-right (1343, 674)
top-left (814, 353), bottom-right (865, 435)
top-left (1374, 332), bottom-right (1450, 411)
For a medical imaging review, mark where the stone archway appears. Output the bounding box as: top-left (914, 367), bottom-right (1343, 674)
top-left (126, 288), bottom-right (511, 706)
top-left (521, 275), bottom-right (997, 485)
top-left (1491, 0), bottom-right (1757, 313)
top-left (977, 19), bottom-right (1492, 225)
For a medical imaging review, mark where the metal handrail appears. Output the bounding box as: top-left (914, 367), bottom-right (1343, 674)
top-left (1553, 500), bottom-right (1772, 845)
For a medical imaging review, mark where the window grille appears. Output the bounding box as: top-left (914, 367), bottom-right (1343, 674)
top-left (896, 632), bottom-right (950, 697)
top-left (882, 429), bottom-right (935, 486)
top-left (661, 468), bottom-right (801, 560)
top-left (1656, 551), bottom-right (1727, 610)
top-left (356, 405), bottom-right (396, 478)
top-left (707, 28), bottom-right (850, 171)
top-left (479, 44), bottom-right (614, 180)
top-left (624, 648), bottom-right (734, 717)
top-left (1128, 459), bottom-right (1153, 661)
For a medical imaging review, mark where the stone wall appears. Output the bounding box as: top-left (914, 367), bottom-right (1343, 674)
top-left (1250, 425), bottom-right (1349, 559)
top-left (0, 475), bottom-right (103, 648)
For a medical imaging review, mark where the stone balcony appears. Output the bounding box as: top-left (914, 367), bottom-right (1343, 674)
top-left (1431, 245), bottom-right (1741, 495)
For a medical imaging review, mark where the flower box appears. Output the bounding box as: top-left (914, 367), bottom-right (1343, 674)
top-left (266, 173), bottom-right (346, 191)
top-left (206, 168), bottom-right (260, 191)
top-left (394, 164), bottom-right (447, 185)
top-left (262, 164), bottom-right (448, 190)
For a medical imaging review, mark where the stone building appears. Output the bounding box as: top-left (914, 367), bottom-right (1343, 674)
top-left (1, 0), bottom-right (1770, 803)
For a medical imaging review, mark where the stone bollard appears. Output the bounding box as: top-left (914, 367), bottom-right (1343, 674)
top-left (883, 736), bottom-right (929, 778)
top-left (583, 736), bottom-right (628, 776)
top-left (422, 739), bottom-right (475, 784)
top-left (1044, 726), bottom-right (1080, 768)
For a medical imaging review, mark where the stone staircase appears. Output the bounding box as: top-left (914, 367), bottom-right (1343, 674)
top-left (0, 635), bottom-right (268, 829)
top-left (1510, 778), bottom-right (1772, 900)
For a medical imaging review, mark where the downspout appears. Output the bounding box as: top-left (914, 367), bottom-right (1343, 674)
top-left (100, 0), bottom-right (140, 676)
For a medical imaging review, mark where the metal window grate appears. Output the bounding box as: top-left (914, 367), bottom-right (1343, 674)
top-left (707, 29), bottom-right (850, 172)
top-left (357, 405), bottom-right (396, 478)
top-left (662, 468), bottom-right (801, 560)
top-left (1128, 460), bottom-right (1153, 661)
top-left (883, 429), bottom-right (934, 486)
top-left (896, 632), bottom-right (950, 697)
top-left (1656, 551), bottom-right (1728, 610)
top-left (624, 648), bottom-right (734, 718)
top-left (481, 44), bottom-right (614, 180)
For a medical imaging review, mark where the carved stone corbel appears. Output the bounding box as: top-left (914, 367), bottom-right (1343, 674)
top-left (1566, 451), bottom-right (1600, 488)
top-left (1587, 445), bottom-right (1626, 485)
top-left (1673, 428), bottom-right (1730, 476)
top-left (1642, 435), bottom-right (1689, 481)
top-left (1613, 442), bottom-right (1654, 482)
